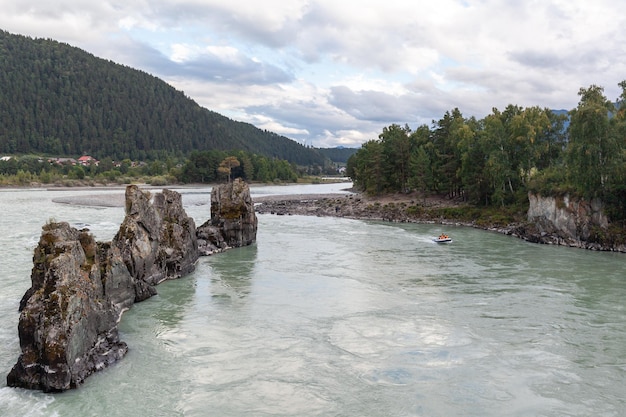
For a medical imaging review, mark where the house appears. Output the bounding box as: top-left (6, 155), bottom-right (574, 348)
top-left (78, 155), bottom-right (99, 166)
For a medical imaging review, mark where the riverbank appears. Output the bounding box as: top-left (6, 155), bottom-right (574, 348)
top-left (254, 191), bottom-right (519, 233)
top-left (255, 191), bottom-right (626, 253)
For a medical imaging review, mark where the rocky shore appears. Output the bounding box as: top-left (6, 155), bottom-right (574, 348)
top-left (255, 192), bottom-right (626, 253)
top-left (255, 192), bottom-right (499, 226)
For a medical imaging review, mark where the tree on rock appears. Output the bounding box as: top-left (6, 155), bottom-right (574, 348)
top-left (218, 156), bottom-right (240, 182)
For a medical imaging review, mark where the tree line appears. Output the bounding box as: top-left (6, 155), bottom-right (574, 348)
top-left (0, 149), bottom-right (299, 186)
top-left (347, 82), bottom-right (626, 222)
top-left (179, 150), bottom-right (297, 183)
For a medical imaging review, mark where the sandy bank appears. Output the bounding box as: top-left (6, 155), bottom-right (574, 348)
top-left (52, 193), bottom-right (127, 207)
top-left (52, 191), bottom-right (353, 208)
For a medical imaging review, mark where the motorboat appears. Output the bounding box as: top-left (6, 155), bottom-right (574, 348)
top-left (433, 235), bottom-right (452, 243)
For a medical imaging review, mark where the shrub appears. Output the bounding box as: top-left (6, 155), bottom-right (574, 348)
top-left (149, 176), bottom-right (169, 186)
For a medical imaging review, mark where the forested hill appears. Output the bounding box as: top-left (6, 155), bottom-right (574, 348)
top-left (317, 147), bottom-right (358, 163)
top-left (0, 30), bottom-right (325, 165)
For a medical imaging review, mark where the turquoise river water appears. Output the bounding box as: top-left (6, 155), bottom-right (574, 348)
top-left (0, 183), bottom-right (624, 416)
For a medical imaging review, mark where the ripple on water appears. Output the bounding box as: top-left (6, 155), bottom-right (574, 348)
top-left (0, 388), bottom-right (57, 417)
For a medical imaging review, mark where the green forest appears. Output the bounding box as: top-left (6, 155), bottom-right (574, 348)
top-left (347, 83), bottom-right (626, 223)
top-left (0, 30), bottom-right (326, 166)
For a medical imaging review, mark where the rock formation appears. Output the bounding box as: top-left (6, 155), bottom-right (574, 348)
top-left (197, 178), bottom-right (257, 255)
top-left (7, 222), bottom-right (127, 392)
top-left (527, 193), bottom-right (608, 241)
top-left (113, 186), bottom-right (198, 301)
top-left (8, 185), bottom-right (201, 392)
top-left (514, 193), bottom-right (626, 252)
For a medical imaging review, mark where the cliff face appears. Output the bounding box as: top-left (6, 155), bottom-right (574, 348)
top-left (527, 193), bottom-right (608, 240)
top-left (520, 193), bottom-right (625, 252)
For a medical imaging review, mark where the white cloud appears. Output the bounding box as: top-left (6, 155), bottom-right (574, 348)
top-left (2, 0), bottom-right (626, 148)
top-left (168, 43), bottom-right (242, 64)
top-left (336, 74), bottom-right (408, 96)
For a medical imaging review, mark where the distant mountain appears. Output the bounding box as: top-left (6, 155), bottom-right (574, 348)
top-left (0, 30), bottom-right (326, 166)
top-left (551, 109), bottom-right (570, 131)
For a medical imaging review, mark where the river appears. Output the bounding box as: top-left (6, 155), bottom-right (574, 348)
top-left (0, 184), bottom-right (624, 416)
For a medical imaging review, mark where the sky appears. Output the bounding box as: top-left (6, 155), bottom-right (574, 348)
top-left (1, 1), bottom-right (625, 148)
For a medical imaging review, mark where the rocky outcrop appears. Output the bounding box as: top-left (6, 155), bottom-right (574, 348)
top-left (7, 222), bottom-right (127, 392)
top-left (97, 241), bottom-right (135, 311)
top-left (8, 186), bottom-right (200, 392)
top-left (515, 193), bottom-right (625, 251)
top-left (197, 179), bottom-right (257, 255)
top-left (527, 193), bottom-right (608, 241)
top-left (113, 186), bottom-right (198, 301)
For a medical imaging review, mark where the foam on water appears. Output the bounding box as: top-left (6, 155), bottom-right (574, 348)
top-left (0, 387), bottom-right (57, 417)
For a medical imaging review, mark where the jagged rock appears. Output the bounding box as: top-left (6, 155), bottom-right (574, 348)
top-left (113, 186), bottom-right (198, 299)
top-left (153, 189), bottom-right (199, 278)
top-left (7, 222), bottom-right (127, 392)
top-left (196, 224), bottom-right (229, 255)
top-left (97, 241), bottom-right (135, 311)
top-left (197, 179), bottom-right (257, 255)
top-left (8, 183), bottom-right (251, 392)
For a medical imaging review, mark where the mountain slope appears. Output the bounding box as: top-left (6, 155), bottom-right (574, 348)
top-left (317, 147), bottom-right (358, 163)
top-left (0, 30), bottom-right (325, 165)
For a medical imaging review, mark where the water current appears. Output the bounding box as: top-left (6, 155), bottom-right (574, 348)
top-left (0, 184), bottom-right (624, 416)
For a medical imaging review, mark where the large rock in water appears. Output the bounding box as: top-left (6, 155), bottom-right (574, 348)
top-left (197, 178), bottom-right (258, 255)
top-left (7, 222), bottom-right (127, 392)
top-left (7, 186), bottom-right (200, 391)
top-left (113, 186), bottom-right (198, 301)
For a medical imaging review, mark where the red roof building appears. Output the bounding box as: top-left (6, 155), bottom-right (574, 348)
top-left (78, 155), bottom-right (99, 166)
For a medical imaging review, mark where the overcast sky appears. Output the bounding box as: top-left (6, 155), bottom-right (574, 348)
top-left (2, 1), bottom-right (625, 148)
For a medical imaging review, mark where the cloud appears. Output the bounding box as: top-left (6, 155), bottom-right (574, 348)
top-left (2, 0), bottom-right (626, 148)
top-left (172, 50), bottom-right (294, 85)
top-left (329, 86), bottom-right (412, 123)
top-left (94, 37), bottom-right (293, 86)
top-left (508, 50), bottom-right (566, 70)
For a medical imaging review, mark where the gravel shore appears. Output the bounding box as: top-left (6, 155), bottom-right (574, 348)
top-left (52, 191), bottom-right (353, 208)
top-left (254, 192), bottom-right (465, 223)
top-left (52, 193), bottom-right (127, 207)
